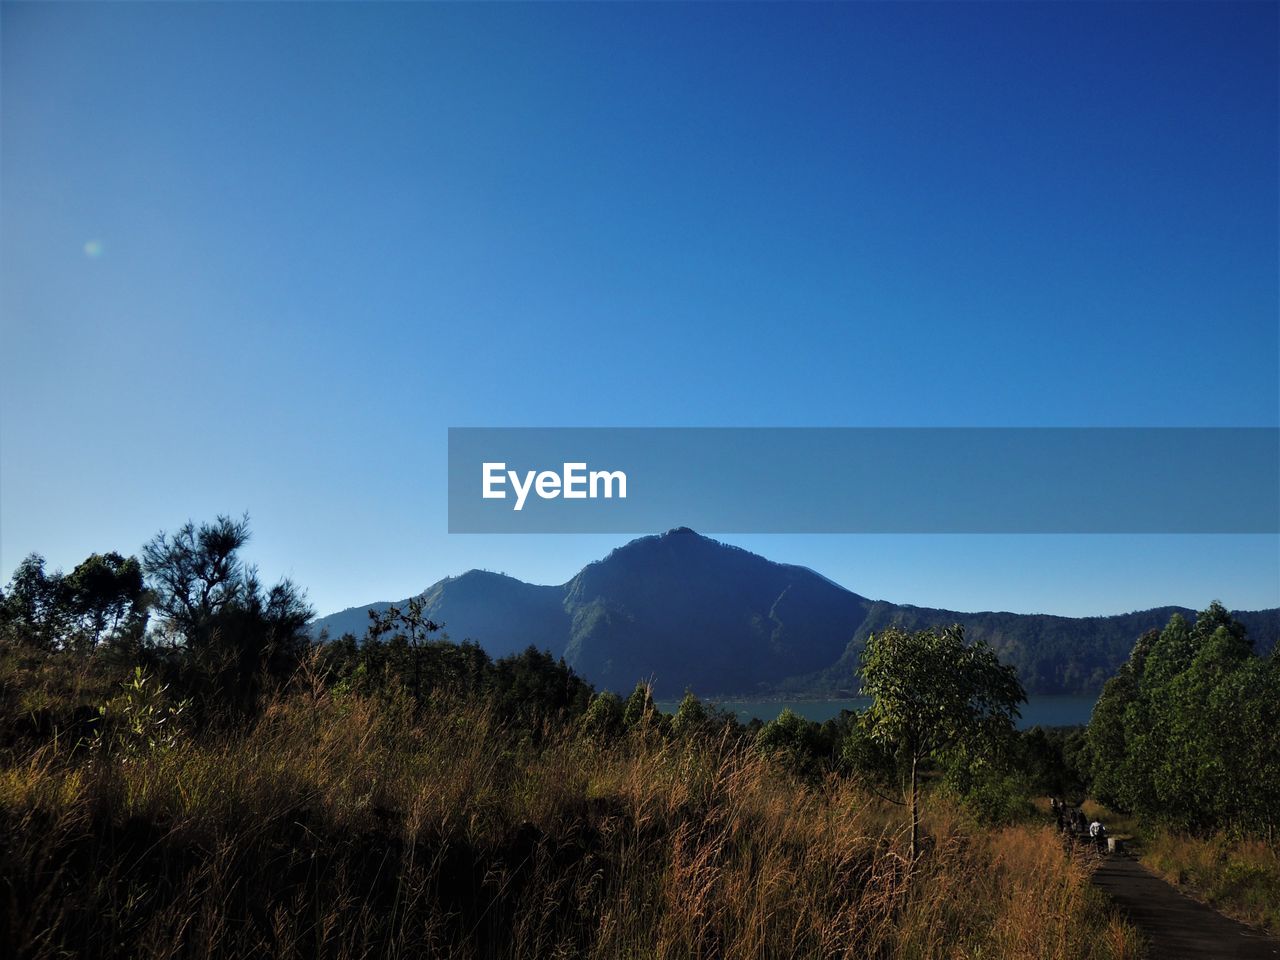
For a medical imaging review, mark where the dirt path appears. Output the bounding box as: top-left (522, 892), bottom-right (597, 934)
top-left (1093, 855), bottom-right (1280, 959)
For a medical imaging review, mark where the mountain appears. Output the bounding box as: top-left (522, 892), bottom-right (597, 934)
top-left (312, 528), bottom-right (1279, 697)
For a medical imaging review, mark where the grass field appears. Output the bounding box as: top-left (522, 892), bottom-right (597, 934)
top-left (1140, 829), bottom-right (1280, 936)
top-left (0, 654), bottom-right (1144, 960)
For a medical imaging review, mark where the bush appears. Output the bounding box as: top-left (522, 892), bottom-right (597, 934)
top-left (754, 708), bottom-right (825, 778)
top-left (580, 690), bottom-right (624, 742)
top-left (90, 667), bottom-right (189, 757)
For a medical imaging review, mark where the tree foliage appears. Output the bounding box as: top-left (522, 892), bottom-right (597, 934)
top-left (1086, 602), bottom-right (1279, 836)
top-left (1, 552), bottom-right (147, 652)
top-left (581, 690), bottom-right (625, 742)
top-left (755, 708), bottom-right (828, 778)
top-left (859, 624), bottom-right (1026, 857)
top-left (140, 514), bottom-right (313, 716)
top-left (64, 553), bottom-right (147, 651)
top-left (622, 681), bottom-right (658, 729)
top-left (1, 554), bottom-right (71, 649)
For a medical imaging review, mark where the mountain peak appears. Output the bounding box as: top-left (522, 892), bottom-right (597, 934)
top-left (446, 569), bottom-right (525, 584)
top-left (311, 534), bottom-right (1280, 698)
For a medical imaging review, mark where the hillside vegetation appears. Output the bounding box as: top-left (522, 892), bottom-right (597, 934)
top-left (1081, 602), bottom-right (1280, 936)
top-left (1, 649), bottom-right (1141, 960)
top-left (0, 515), bottom-right (1145, 959)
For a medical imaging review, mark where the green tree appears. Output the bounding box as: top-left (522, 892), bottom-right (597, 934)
top-left (1224, 654), bottom-right (1280, 840)
top-left (838, 715), bottom-right (898, 784)
top-left (1017, 726), bottom-right (1087, 800)
top-left (1, 554), bottom-right (70, 648)
top-left (490, 646), bottom-right (592, 730)
top-left (858, 624), bottom-right (1025, 859)
top-left (623, 681), bottom-right (657, 730)
top-left (670, 690), bottom-right (710, 739)
top-left (581, 690), bottom-right (625, 742)
top-left (64, 552), bottom-right (147, 651)
top-left (1086, 629), bottom-right (1156, 811)
top-left (755, 708), bottom-right (825, 778)
top-left (2, 551), bottom-right (148, 652)
top-left (1086, 602), bottom-right (1277, 835)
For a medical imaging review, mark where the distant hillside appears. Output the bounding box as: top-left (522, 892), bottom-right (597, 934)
top-left (317, 572), bottom-right (567, 660)
top-left (313, 528), bottom-right (1279, 697)
top-left (778, 603), bottom-right (1280, 696)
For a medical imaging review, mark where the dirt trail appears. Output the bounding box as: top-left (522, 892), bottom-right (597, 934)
top-left (1093, 855), bottom-right (1280, 959)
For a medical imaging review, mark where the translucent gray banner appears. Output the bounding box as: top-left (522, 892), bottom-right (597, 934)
top-left (447, 428), bottom-right (1279, 534)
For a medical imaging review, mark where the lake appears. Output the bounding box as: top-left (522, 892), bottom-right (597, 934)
top-left (656, 695), bottom-right (1097, 729)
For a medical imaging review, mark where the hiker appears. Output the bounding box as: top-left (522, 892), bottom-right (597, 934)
top-left (1089, 820), bottom-right (1106, 848)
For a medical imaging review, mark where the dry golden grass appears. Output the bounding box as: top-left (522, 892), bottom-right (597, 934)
top-left (1141, 829), bottom-right (1280, 936)
top-left (1, 686), bottom-right (1144, 960)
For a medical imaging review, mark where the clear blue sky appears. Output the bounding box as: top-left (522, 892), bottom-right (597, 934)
top-left (2, 2), bottom-right (1277, 619)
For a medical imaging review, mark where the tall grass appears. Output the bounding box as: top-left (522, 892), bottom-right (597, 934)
top-left (1, 679), bottom-right (1142, 959)
top-left (1141, 829), bottom-right (1280, 935)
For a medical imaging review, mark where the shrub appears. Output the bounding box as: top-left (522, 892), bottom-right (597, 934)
top-left (90, 667), bottom-right (189, 757)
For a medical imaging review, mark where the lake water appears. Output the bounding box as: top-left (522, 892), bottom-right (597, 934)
top-left (656, 695), bottom-right (1097, 729)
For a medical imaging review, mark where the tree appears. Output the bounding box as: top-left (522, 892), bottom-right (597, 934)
top-left (755, 708), bottom-right (825, 778)
top-left (64, 552), bottom-right (147, 651)
top-left (1223, 654), bottom-right (1280, 841)
top-left (1088, 602), bottom-right (1276, 834)
top-left (2, 551), bottom-right (148, 652)
top-left (490, 646), bottom-right (593, 731)
top-left (581, 691), bottom-right (625, 742)
top-left (1, 554), bottom-right (69, 648)
top-left (1086, 628), bottom-right (1156, 811)
top-left (838, 713), bottom-right (898, 784)
top-left (623, 681), bottom-right (658, 730)
top-left (143, 515), bottom-right (251, 648)
top-left (142, 515), bottom-right (313, 715)
top-left (858, 624), bottom-right (1025, 860)
top-left (366, 596), bottom-right (443, 702)
top-left (670, 691), bottom-right (714, 740)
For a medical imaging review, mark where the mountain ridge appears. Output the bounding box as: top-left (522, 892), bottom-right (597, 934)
top-left (312, 529), bottom-right (1279, 697)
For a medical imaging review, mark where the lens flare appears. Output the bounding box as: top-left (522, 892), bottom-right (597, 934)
top-left (83, 240), bottom-right (104, 259)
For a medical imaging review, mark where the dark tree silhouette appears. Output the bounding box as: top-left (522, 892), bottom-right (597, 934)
top-left (142, 514), bottom-right (313, 715)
